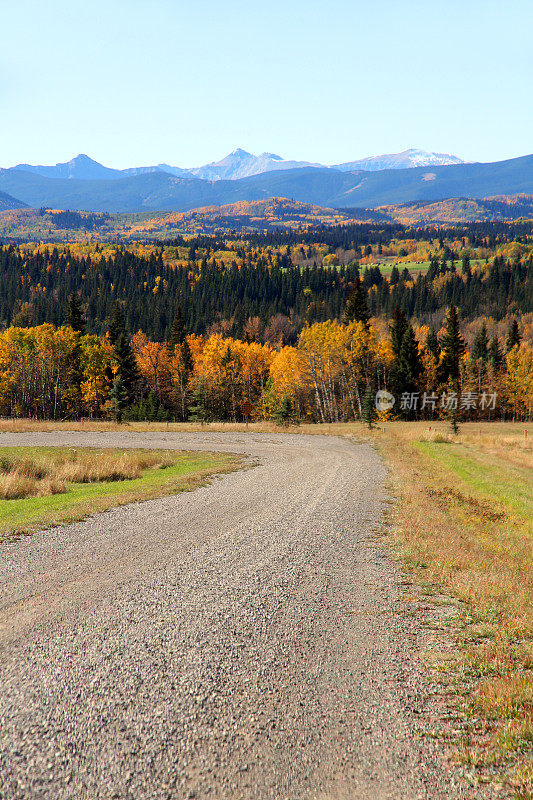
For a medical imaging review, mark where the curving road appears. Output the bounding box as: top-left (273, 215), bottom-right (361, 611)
top-left (0, 432), bottom-right (465, 799)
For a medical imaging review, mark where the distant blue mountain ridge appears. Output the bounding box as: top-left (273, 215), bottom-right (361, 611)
top-left (9, 148), bottom-right (464, 182)
top-left (0, 150), bottom-right (531, 213)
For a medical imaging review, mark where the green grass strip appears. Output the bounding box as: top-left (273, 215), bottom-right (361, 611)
top-left (414, 440), bottom-right (532, 522)
top-left (0, 448), bottom-right (239, 538)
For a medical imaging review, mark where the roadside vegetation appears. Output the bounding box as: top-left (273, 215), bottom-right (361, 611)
top-left (367, 421), bottom-right (532, 798)
top-left (0, 446), bottom-right (240, 539)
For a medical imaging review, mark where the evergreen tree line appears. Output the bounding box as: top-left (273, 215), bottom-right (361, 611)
top-left (0, 216), bottom-right (531, 342)
top-left (369, 254), bottom-right (532, 321)
top-left (162, 219), bottom-right (532, 252)
top-left (0, 244), bottom-right (360, 338)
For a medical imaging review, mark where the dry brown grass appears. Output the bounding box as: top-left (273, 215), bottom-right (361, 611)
top-left (0, 418), bottom-right (280, 433)
top-left (55, 451), bottom-right (174, 483)
top-left (363, 421), bottom-right (533, 795)
top-left (0, 454), bottom-right (65, 499)
top-left (0, 448), bottom-right (176, 499)
top-left (0, 472), bottom-right (41, 500)
top-left (0, 448), bottom-right (241, 539)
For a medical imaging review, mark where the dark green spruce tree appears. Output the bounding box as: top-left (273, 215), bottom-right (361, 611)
top-left (389, 307), bottom-right (414, 406)
top-left (66, 292), bottom-right (86, 334)
top-left (345, 277), bottom-right (370, 325)
top-left (439, 305), bottom-right (466, 385)
top-left (108, 303), bottom-right (127, 346)
top-left (168, 305), bottom-right (187, 350)
top-left (395, 325), bottom-right (422, 418)
top-left (390, 307), bottom-right (408, 361)
top-left (170, 308), bottom-right (193, 371)
top-left (389, 265), bottom-right (400, 286)
top-left (115, 333), bottom-right (139, 404)
top-left (273, 395), bottom-right (294, 426)
top-left (109, 376), bottom-right (128, 423)
top-left (471, 322), bottom-right (489, 363)
top-left (188, 379), bottom-right (210, 423)
top-left (362, 386), bottom-right (376, 429)
top-left (506, 319), bottom-right (521, 352)
top-left (426, 256), bottom-right (439, 282)
top-left (108, 303), bottom-right (139, 404)
top-left (64, 293), bottom-right (86, 418)
top-left (488, 336), bottom-right (504, 373)
top-left (398, 326), bottom-right (422, 388)
top-left (425, 327), bottom-right (440, 362)
top-left (168, 305), bottom-right (193, 420)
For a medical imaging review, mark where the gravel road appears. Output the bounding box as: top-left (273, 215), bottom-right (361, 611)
top-left (0, 431), bottom-right (468, 799)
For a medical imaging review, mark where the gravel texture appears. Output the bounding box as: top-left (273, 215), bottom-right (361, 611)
top-left (0, 431), bottom-right (471, 799)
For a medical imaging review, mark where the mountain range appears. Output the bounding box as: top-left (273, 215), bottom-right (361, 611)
top-left (9, 148), bottom-right (463, 183)
top-left (0, 150), bottom-right (532, 214)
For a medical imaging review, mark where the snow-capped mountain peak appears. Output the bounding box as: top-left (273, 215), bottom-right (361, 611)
top-left (333, 149), bottom-right (465, 173)
top-left (229, 148), bottom-right (252, 158)
top-left (189, 150), bottom-right (321, 181)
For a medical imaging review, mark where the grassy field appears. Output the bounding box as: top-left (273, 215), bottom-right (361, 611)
top-left (0, 446), bottom-right (240, 539)
top-left (374, 258), bottom-right (486, 277)
top-left (350, 421), bottom-right (532, 797)
top-left (375, 259), bottom-right (432, 275)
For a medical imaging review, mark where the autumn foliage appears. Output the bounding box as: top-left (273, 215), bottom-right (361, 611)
top-left (0, 313), bottom-right (530, 422)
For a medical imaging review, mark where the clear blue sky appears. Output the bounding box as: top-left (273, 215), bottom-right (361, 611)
top-left (1, 0), bottom-right (531, 169)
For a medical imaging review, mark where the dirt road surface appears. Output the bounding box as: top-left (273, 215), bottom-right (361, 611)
top-left (0, 432), bottom-right (467, 799)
